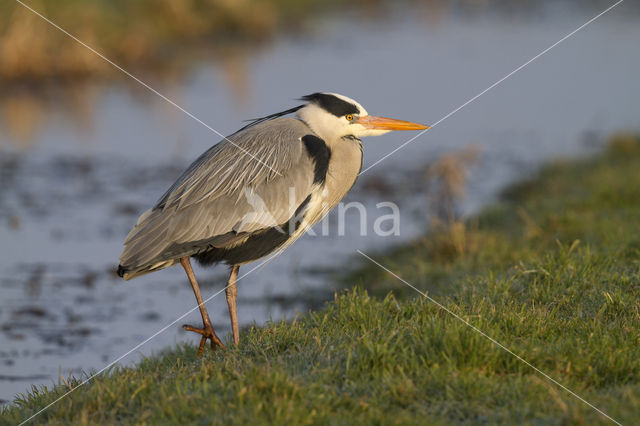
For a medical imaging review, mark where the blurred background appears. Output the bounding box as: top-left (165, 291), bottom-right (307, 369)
top-left (0, 0), bottom-right (639, 404)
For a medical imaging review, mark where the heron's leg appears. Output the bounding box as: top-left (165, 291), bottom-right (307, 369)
top-left (180, 257), bottom-right (225, 355)
top-left (225, 265), bottom-right (240, 345)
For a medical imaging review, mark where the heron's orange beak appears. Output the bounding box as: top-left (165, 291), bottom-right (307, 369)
top-left (358, 115), bottom-right (429, 131)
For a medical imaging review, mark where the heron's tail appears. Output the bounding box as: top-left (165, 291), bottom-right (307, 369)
top-left (117, 259), bottom-right (178, 280)
top-left (117, 207), bottom-right (181, 280)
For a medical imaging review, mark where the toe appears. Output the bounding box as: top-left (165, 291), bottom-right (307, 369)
top-left (183, 324), bottom-right (206, 335)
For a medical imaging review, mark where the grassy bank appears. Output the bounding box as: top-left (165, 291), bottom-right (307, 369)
top-left (3, 134), bottom-right (640, 424)
top-left (1, 0), bottom-right (378, 86)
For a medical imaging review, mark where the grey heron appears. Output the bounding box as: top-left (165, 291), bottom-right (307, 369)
top-left (118, 92), bottom-right (428, 355)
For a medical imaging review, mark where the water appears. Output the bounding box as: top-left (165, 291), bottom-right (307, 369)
top-left (1, 3), bottom-right (639, 405)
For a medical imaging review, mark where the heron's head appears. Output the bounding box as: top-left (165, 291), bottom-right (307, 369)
top-left (297, 92), bottom-right (428, 143)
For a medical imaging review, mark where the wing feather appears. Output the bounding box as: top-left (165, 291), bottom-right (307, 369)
top-left (119, 118), bottom-right (317, 272)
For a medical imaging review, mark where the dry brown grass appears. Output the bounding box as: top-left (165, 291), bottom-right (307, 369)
top-left (0, 0), bottom-right (364, 85)
top-left (424, 144), bottom-right (482, 258)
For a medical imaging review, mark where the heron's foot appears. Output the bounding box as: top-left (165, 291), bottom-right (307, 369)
top-left (183, 323), bottom-right (226, 356)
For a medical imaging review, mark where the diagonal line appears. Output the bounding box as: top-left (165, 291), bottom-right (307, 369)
top-left (18, 255), bottom-right (273, 425)
top-left (359, 0), bottom-right (624, 176)
top-left (13, 0), bottom-right (281, 177)
top-left (356, 250), bottom-right (622, 425)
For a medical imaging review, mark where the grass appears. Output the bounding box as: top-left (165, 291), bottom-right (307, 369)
top-left (2, 133), bottom-right (640, 424)
top-left (0, 0), bottom-right (377, 85)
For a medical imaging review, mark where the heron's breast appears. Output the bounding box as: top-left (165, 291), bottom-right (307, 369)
top-left (323, 139), bottom-right (363, 205)
top-left (301, 140), bottom-right (363, 227)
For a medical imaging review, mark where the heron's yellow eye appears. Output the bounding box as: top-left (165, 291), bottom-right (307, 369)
top-left (346, 114), bottom-right (354, 121)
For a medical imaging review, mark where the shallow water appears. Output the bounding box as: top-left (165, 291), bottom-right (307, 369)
top-left (1, 3), bottom-right (639, 405)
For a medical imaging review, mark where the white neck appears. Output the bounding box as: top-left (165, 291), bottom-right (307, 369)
top-left (297, 104), bottom-right (347, 144)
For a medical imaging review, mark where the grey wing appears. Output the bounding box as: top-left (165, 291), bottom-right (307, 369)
top-left (119, 118), bottom-right (317, 274)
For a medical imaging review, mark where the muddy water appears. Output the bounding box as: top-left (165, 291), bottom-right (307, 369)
top-left (1, 4), bottom-right (639, 404)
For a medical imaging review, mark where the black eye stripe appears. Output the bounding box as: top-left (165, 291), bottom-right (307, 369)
top-left (300, 93), bottom-right (359, 117)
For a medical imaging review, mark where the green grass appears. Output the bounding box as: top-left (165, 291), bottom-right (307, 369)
top-left (3, 133), bottom-right (640, 424)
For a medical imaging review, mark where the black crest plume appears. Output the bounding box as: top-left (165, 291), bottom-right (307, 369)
top-left (237, 105), bottom-right (304, 132)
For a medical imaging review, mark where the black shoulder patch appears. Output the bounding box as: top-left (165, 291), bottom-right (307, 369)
top-left (300, 93), bottom-right (359, 117)
top-left (301, 135), bottom-right (331, 184)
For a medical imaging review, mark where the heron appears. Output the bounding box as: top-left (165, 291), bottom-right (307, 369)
top-left (117, 92), bottom-right (428, 355)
